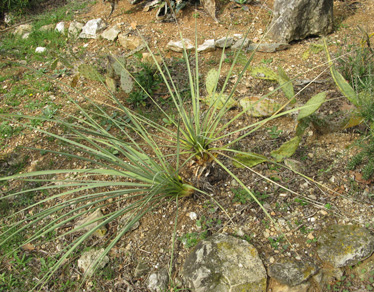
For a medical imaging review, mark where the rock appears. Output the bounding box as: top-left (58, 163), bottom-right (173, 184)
top-left (141, 52), bottom-right (162, 65)
top-left (101, 25), bottom-right (121, 41)
top-left (118, 33), bottom-right (143, 50)
top-left (74, 209), bottom-right (107, 238)
top-left (55, 21), bottom-right (65, 34)
top-left (13, 24), bottom-right (32, 36)
top-left (268, 258), bottom-right (318, 287)
top-left (201, 0), bottom-right (218, 22)
top-left (35, 47), bottom-right (47, 53)
top-left (77, 248), bottom-right (109, 276)
top-left (240, 96), bottom-right (281, 117)
top-left (22, 33), bottom-right (30, 39)
top-left (313, 267), bottom-right (343, 291)
top-left (317, 225), bottom-right (374, 268)
top-left (39, 24), bottom-right (55, 32)
top-left (246, 43), bottom-right (290, 53)
top-left (215, 37), bottom-right (234, 48)
top-left (183, 233), bottom-right (267, 292)
top-left (4, 13), bottom-right (14, 26)
top-left (79, 18), bottom-right (106, 39)
top-left (269, 0), bottom-right (334, 43)
top-left (268, 278), bottom-right (311, 292)
top-left (197, 39), bottom-right (215, 52)
top-left (284, 159), bottom-right (305, 173)
top-left (134, 260), bottom-right (149, 278)
top-left (167, 39), bottom-right (194, 52)
top-left (147, 268), bottom-right (169, 292)
top-left (68, 20), bottom-right (84, 37)
top-left (232, 38), bottom-right (251, 50)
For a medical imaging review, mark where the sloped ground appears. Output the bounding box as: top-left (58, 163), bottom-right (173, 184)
top-left (0, 0), bottom-right (374, 291)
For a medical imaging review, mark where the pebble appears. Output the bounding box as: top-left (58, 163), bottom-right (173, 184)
top-left (188, 212), bottom-right (197, 220)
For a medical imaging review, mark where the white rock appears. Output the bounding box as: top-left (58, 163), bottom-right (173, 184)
top-left (79, 19), bottom-right (106, 39)
top-left (77, 248), bottom-right (109, 276)
top-left (55, 22), bottom-right (65, 34)
top-left (101, 25), bottom-right (121, 41)
top-left (197, 39), bottom-right (215, 52)
top-left (166, 39), bottom-right (194, 52)
top-left (22, 33), bottom-right (30, 39)
top-left (35, 47), bottom-right (47, 53)
top-left (188, 212), bottom-right (197, 220)
top-left (13, 24), bottom-right (32, 36)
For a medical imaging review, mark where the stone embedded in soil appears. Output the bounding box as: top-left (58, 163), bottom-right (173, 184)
top-left (317, 224), bottom-right (374, 268)
top-left (182, 233), bottom-right (267, 292)
top-left (231, 38), bottom-right (251, 50)
top-left (68, 20), bottom-right (84, 37)
top-left (74, 208), bottom-right (107, 238)
top-left (147, 268), bottom-right (169, 292)
top-left (55, 21), bottom-right (65, 34)
top-left (118, 34), bottom-right (143, 50)
top-left (246, 43), bottom-right (290, 53)
top-left (166, 39), bottom-right (195, 52)
top-left (269, 0), bottom-right (334, 43)
top-left (197, 39), bottom-right (216, 52)
top-left (134, 260), bottom-right (150, 278)
top-left (268, 258), bottom-right (318, 287)
top-left (39, 24), bottom-right (54, 32)
top-left (312, 267), bottom-right (343, 291)
top-left (77, 248), bottom-right (109, 276)
top-left (35, 47), bottom-right (47, 53)
top-left (101, 25), bottom-right (121, 41)
top-left (353, 254), bottom-right (374, 281)
top-left (79, 18), bottom-right (106, 39)
top-left (13, 24), bottom-right (32, 36)
top-left (215, 37), bottom-right (234, 48)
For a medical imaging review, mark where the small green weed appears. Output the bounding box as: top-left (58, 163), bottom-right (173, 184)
top-left (267, 125), bottom-right (283, 139)
top-left (231, 187), bottom-right (269, 204)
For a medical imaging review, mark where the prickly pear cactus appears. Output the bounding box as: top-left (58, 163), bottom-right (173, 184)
top-left (78, 64), bottom-right (103, 82)
top-left (120, 70), bottom-right (133, 93)
top-left (206, 69), bottom-right (219, 95)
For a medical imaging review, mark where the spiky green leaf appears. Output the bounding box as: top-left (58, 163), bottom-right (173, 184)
top-left (297, 92), bottom-right (326, 120)
top-left (271, 136), bottom-right (301, 162)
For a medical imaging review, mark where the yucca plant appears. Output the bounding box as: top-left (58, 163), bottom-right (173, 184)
top-left (0, 7), bottom-right (331, 290)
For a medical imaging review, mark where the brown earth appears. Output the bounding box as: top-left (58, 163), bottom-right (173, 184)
top-left (1, 0), bottom-right (374, 291)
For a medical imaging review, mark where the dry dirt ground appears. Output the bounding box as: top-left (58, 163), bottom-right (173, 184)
top-left (1, 0), bottom-right (374, 291)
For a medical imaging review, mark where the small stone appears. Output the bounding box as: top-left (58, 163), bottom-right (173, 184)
top-left (268, 258), bottom-right (318, 287)
top-left (68, 21), bottom-right (84, 37)
top-left (307, 233), bottom-right (315, 240)
top-left (77, 249), bottom-right (109, 276)
top-left (147, 268), bottom-right (169, 292)
top-left (79, 18), bottom-right (106, 39)
top-left (134, 260), bottom-right (149, 278)
top-left (215, 37), bottom-right (234, 48)
top-left (39, 24), bottom-right (54, 32)
top-left (13, 24), bottom-right (32, 36)
top-left (166, 39), bottom-right (194, 52)
top-left (197, 39), bottom-right (215, 52)
top-left (35, 47), bottom-right (47, 53)
top-left (101, 25), bottom-right (121, 41)
top-left (55, 21), bottom-right (65, 33)
top-left (188, 212), bottom-right (197, 220)
top-left (118, 34), bottom-right (143, 50)
top-left (232, 38), bottom-right (251, 50)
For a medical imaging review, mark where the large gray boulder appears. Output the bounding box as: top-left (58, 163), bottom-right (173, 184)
top-left (269, 0), bottom-right (334, 43)
top-left (182, 234), bottom-right (267, 292)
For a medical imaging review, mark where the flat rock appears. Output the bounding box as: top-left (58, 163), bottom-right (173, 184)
top-left (268, 278), bottom-right (311, 292)
top-left (39, 24), bottom-right (54, 32)
top-left (268, 258), bottom-right (318, 287)
top-left (13, 24), bottom-right (32, 36)
top-left (118, 34), bottom-right (143, 50)
top-left (77, 248), bottom-right (109, 276)
top-left (74, 208), bottom-right (107, 238)
top-left (197, 39), bottom-right (215, 52)
top-left (317, 225), bottom-right (374, 268)
top-left (101, 25), bottom-right (121, 41)
top-left (167, 39), bottom-right (194, 52)
top-left (183, 233), bottom-right (267, 292)
top-left (247, 43), bottom-right (290, 53)
top-left (215, 37), bottom-right (234, 48)
top-left (269, 0), bottom-right (334, 43)
top-left (68, 20), bottom-right (84, 37)
top-left (232, 38), bottom-right (251, 50)
top-left (79, 18), bottom-right (106, 39)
